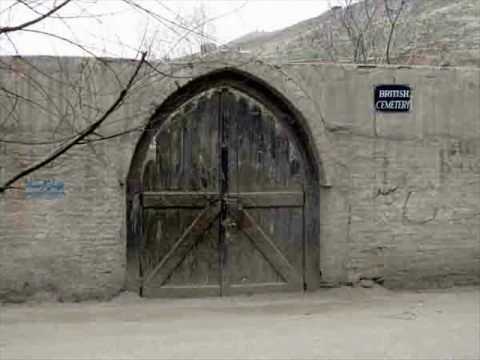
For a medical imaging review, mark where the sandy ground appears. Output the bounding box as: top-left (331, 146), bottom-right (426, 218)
top-left (1, 286), bottom-right (479, 360)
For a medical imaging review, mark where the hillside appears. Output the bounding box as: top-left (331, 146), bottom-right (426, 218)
top-left (228, 0), bottom-right (480, 67)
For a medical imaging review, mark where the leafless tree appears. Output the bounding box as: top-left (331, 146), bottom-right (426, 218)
top-left (322, 0), bottom-right (409, 64)
top-left (337, 0), bottom-right (380, 63)
top-left (384, 0), bottom-right (408, 64)
top-left (0, 0), bottom-right (224, 193)
top-left (0, 51), bottom-right (146, 193)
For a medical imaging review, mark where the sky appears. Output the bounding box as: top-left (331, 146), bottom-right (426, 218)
top-left (0, 0), bottom-right (334, 58)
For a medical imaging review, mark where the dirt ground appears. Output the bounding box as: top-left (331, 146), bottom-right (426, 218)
top-left (1, 286), bottom-right (479, 360)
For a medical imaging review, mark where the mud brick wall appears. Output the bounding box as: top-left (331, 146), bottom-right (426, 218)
top-left (1, 54), bottom-right (478, 301)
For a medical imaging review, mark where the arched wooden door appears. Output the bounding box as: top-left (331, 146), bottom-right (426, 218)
top-left (140, 87), bottom-right (307, 297)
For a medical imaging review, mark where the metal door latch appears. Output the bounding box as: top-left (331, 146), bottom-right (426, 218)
top-left (222, 217), bottom-right (238, 231)
top-left (222, 196), bottom-right (243, 231)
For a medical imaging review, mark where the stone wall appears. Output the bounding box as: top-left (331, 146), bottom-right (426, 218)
top-left (295, 64), bottom-right (480, 287)
top-left (0, 54), bottom-right (478, 301)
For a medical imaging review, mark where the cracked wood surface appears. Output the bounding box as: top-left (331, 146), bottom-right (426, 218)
top-left (139, 88), bottom-right (308, 297)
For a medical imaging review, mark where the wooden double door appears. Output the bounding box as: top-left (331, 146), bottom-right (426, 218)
top-left (139, 87), bottom-right (307, 297)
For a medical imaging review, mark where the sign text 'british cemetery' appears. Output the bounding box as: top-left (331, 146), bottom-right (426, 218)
top-left (374, 85), bottom-right (411, 113)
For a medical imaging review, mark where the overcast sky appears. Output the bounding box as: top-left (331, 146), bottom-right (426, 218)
top-left (0, 0), bottom-right (334, 58)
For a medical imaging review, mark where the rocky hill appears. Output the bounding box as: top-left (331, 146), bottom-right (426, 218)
top-left (228, 0), bottom-right (480, 67)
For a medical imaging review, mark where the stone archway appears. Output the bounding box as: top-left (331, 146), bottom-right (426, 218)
top-left (126, 68), bottom-right (322, 297)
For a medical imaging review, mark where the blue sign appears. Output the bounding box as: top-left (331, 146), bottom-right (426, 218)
top-left (26, 180), bottom-right (64, 199)
top-left (374, 85), bottom-right (411, 112)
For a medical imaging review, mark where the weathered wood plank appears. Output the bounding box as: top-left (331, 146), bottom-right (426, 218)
top-left (227, 191), bottom-right (304, 208)
top-left (142, 204), bottom-right (221, 287)
top-left (143, 192), bottom-right (219, 208)
top-left (239, 208), bottom-right (303, 286)
top-left (220, 89), bottom-right (306, 293)
top-left (225, 282), bottom-right (301, 296)
top-left (142, 285), bottom-right (220, 298)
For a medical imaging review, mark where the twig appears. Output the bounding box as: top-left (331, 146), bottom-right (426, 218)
top-left (0, 52), bottom-right (147, 193)
top-left (0, 0), bottom-right (72, 35)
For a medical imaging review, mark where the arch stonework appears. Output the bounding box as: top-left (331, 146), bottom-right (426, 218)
top-left (127, 57), bottom-right (335, 186)
top-left (125, 60), bottom-right (335, 292)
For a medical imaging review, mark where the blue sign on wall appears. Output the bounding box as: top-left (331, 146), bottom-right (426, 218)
top-left (25, 180), bottom-right (64, 199)
top-left (374, 84), bottom-right (412, 112)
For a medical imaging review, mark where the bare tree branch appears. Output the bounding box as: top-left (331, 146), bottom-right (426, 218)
top-left (0, 0), bottom-right (72, 35)
top-left (0, 52), bottom-right (147, 193)
top-left (384, 0), bottom-right (407, 64)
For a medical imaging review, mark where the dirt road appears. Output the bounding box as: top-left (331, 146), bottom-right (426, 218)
top-left (1, 286), bottom-right (479, 359)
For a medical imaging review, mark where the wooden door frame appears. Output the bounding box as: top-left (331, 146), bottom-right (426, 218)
top-left (126, 68), bottom-right (321, 294)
